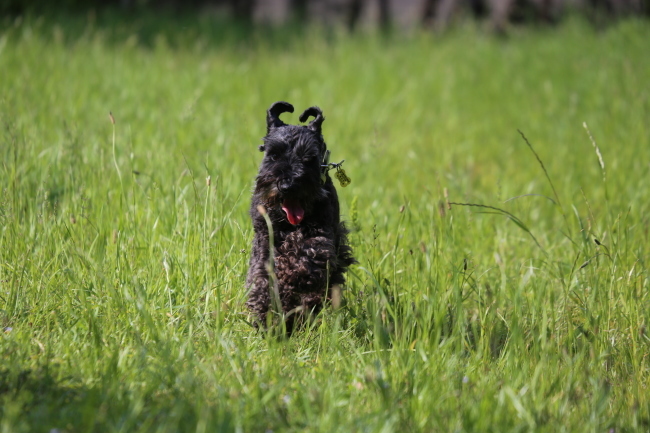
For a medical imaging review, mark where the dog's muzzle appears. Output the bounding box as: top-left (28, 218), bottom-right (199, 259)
top-left (281, 197), bottom-right (304, 225)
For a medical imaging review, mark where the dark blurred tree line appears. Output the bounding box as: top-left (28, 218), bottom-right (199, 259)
top-left (1, 0), bottom-right (648, 31)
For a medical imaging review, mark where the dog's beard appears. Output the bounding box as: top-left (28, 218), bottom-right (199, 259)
top-left (261, 190), bottom-right (304, 226)
top-left (255, 171), bottom-right (328, 226)
top-left (256, 184), bottom-right (313, 226)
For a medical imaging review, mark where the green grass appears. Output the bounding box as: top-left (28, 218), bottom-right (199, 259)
top-left (1, 11), bottom-right (650, 432)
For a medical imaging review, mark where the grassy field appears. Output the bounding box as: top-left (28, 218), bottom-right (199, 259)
top-left (1, 11), bottom-right (649, 432)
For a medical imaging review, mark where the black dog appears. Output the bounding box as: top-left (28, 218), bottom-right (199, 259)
top-left (246, 101), bottom-right (355, 332)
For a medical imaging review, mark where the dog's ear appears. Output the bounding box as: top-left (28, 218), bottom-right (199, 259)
top-left (267, 101), bottom-right (294, 133)
top-left (299, 106), bottom-right (325, 135)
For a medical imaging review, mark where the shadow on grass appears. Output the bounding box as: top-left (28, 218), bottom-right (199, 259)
top-left (0, 366), bottom-right (237, 431)
top-left (0, 367), bottom-right (99, 430)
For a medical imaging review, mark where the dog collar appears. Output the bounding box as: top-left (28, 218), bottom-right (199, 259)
top-left (320, 150), bottom-right (331, 184)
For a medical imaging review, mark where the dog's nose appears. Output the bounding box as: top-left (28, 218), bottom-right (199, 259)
top-left (278, 179), bottom-right (292, 194)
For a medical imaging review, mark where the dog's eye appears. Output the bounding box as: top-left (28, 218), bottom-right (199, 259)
top-left (267, 153), bottom-right (278, 162)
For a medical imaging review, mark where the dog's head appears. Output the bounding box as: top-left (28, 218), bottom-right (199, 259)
top-left (254, 101), bottom-right (330, 226)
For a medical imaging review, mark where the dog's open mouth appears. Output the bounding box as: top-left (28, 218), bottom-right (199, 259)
top-left (281, 198), bottom-right (304, 225)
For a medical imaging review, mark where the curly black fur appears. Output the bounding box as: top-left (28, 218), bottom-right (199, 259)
top-left (246, 101), bottom-right (356, 333)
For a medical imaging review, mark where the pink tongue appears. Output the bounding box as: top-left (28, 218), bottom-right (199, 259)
top-left (281, 198), bottom-right (304, 225)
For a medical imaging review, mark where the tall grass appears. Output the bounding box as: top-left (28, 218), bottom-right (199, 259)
top-left (1, 12), bottom-right (649, 432)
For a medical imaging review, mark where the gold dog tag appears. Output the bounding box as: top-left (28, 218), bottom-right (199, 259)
top-left (335, 167), bottom-right (351, 187)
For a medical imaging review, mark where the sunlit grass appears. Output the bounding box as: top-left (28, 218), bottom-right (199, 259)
top-left (0, 12), bottom-right (649, 432)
